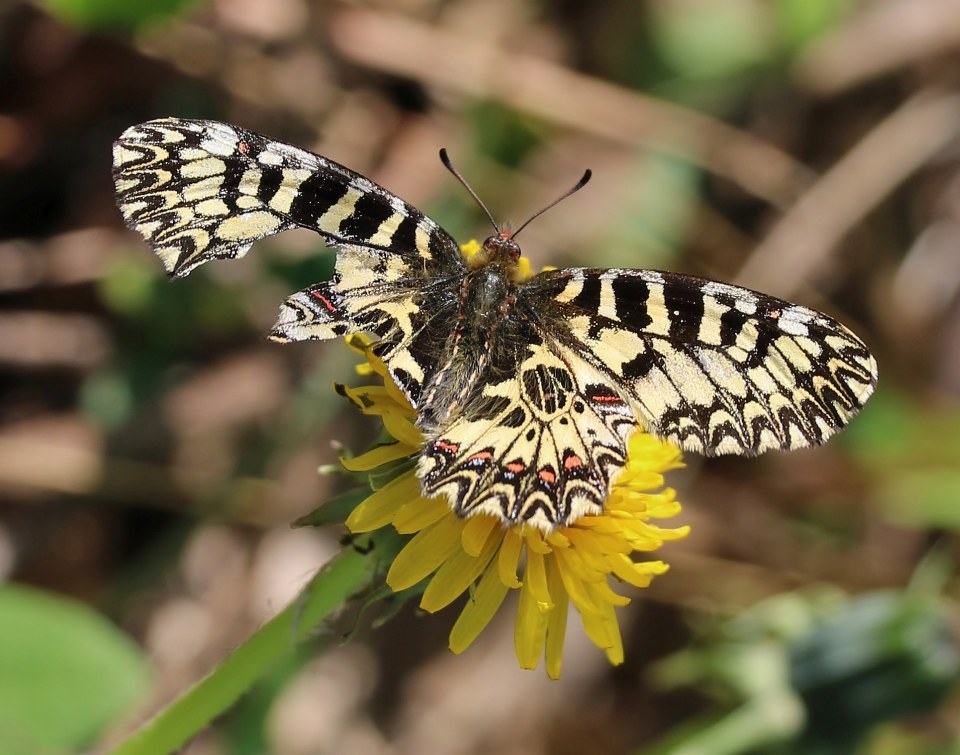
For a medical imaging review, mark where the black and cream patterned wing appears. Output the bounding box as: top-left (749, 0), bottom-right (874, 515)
top-left (418, 327), bottom-right (639, 530)
top-left (523, 268), bottom-right (877, 456)
top-left (113, 118), bottom-right (467, 409)
top-left (272, 275), bottom-right (461, 409)
top-left (112, 118), bottom-right (462, 279)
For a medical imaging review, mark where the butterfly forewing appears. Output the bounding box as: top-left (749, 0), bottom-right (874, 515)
top-left (522, 268), bottom-right (877, 456)
top-left (112, 118), bottom-right (462, 278)
top-left (113, 117), bottom-right (878, 531)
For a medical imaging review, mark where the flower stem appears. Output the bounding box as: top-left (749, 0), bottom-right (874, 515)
top-left (109, 546), bottom-right (378, 755)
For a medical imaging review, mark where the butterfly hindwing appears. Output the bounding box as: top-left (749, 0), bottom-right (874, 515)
top-left (521, 268), bottom-right (877, 456)
top-left (271, 254), bottom-right (463, 407)
top-left (420, 341), bottom-right (636, 528)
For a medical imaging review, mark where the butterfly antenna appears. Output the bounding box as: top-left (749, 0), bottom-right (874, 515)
top-left (439, 148), bottom-right (500, 234)
top-left (513, 168), bottom-right (592, 238)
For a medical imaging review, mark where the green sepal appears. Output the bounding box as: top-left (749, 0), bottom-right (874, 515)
top-left (292, 487), bottom-right (371, 528)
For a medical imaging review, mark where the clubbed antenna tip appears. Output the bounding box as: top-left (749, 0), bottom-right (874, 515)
top-left (439, 149), bottom-right (592, 240)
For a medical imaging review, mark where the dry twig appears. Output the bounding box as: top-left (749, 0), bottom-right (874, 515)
top-left (736, 91), bottom-right (960, 297)
top-left (330, 7), bottom-right (812, 208)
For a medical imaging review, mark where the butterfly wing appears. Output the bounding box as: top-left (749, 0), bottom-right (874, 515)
top-left (272, 274), bottom-right (461, 408)
top-left (521, 268), bottom-right (878, 455)
top-left (113, 118), bottom-right (462, 278)
top-left (113, 118), bottom-right (466, 408)
top-left (419, 338), bottom-right (638, 530)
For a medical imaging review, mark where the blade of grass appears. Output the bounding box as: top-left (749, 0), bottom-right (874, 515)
top-left (108, 546), bottom-right (378, 755)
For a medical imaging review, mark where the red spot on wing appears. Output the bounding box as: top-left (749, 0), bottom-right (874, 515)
top-left (309, 290), bottom-right (337, 313)
top-left (467, 450), bottom-right (494, 463)
top-left (591, 393), bottom-right (623, 403)
top-left (506, 461), bottom-right (526, 474)
top-left (563, 454), bottom-right (583, 470)
top-left (538, 468), bottom-right (556, 485)
top-left (586, 384), bottom-right (624, 404)
top-left (238, 141), bottom-right (250, 155)
top-left (433, 440), bottom-right (460, 454)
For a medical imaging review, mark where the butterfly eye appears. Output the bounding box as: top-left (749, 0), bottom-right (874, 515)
top-left (481, 234), bottom-right (522, 264)
top-left (479, 234), bottom-right (506, 254)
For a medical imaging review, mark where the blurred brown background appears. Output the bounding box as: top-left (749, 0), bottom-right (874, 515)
top-left (2, 1), bottom-right (960, 753)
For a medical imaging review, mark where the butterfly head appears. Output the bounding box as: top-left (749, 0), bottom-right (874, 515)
top-left (481, 231), bottom-right (522, 265)
top-left (440, 148), bottom-right (592, 272)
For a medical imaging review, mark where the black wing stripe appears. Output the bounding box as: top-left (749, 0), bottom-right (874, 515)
top-left (521, 267), bottom-right (877, 455)
top-left (113, 118), bottom-right (464, 278)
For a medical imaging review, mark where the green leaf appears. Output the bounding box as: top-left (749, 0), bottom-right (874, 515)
top-left (0, 584), bottom-right (150, 754)
top-left (775, 0), bottom-right (851, 50)
top-left (841, 388), bottom-right (960, 530)
top-left (791, 592), bottom-right (960, 750)
top-left (112, 547), bottom-right (378, 755)
top-left (292, 487), bottom-right (371, 529)
top-left (603, 153), bottom-right (699, 270)
top-left (40, 0), bottom-right (201, 29)
top-left (879, 468), bottom-right (960, 530)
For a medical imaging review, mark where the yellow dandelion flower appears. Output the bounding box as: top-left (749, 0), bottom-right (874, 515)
top-left (336, 246), bottom-right (689, 677)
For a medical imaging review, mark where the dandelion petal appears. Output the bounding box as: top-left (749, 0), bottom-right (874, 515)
top-left (450, 564), bottom-right (510, 654)
top-left (387, 514), bottom-right (465, 591)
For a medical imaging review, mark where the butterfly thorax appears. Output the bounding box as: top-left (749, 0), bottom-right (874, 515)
top-left (415, 257), bottom-right (523, 434)
top-left (462, 265), bottom-right (513, 323)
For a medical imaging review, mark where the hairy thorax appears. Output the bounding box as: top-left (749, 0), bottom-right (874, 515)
top-left (418, 257), bottom-right (523, 431)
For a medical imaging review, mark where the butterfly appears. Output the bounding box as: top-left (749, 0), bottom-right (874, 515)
top-left (112, 118), bottom-right (877, 530)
